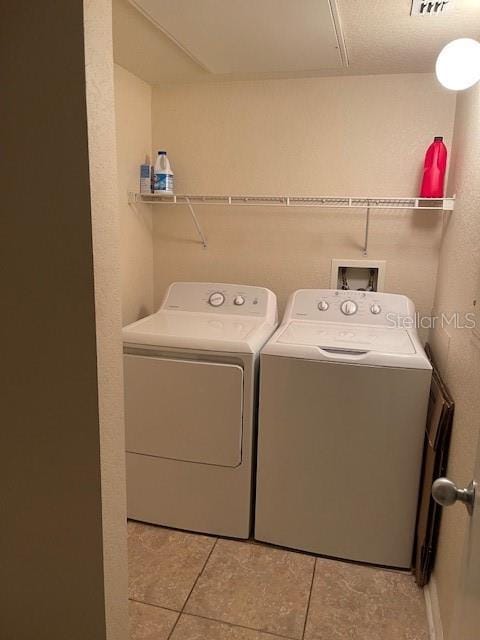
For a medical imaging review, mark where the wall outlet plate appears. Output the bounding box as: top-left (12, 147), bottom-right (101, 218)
top-left (330, 259), bottom-right (386, 292)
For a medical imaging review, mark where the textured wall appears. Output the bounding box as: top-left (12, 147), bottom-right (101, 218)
top-left (151, 74), bottom-right (455, 317)
top-left (115, 64), bottom-right (154, 325)
top-left (430, 83), bottom-right (480, 639)
top-left (84, 2), bottom-right (129, 640)
top-left (1, 2), bottom-right (115, 638)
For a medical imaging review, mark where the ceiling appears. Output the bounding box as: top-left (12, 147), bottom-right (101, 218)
top-left (128, 0), bottom-right (346, 75)
top-left (113, 0), bottom-right (480, 84)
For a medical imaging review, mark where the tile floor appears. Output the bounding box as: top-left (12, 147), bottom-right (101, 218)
top-left (128, 521), bottom-right (429, 640)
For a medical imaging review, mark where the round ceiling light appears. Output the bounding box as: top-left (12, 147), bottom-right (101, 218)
top-left (436, 38), bottom-right (480, 91)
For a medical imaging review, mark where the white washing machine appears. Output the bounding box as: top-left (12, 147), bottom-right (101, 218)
top-left (123, 282), bottom-right (277, 538)
top-left (255, 289), bottom-right (431, 568)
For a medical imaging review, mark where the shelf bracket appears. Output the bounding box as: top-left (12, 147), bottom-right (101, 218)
top-left (128, 191), bottom-right (207, 249)
top-left (363, 206), bottom-right (371, 256)
top-left (185, 197), bottom-right (208, 249)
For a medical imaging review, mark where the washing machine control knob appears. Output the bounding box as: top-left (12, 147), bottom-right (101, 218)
top-left (233, 295), bottom-right (245, 306)
top-left (340, 300), bottom-right (358, 316)
top-left (370, 303), bottom-right (382, 315)
top-left (208, 292), bottom-right (225, 307)
top-left (318, 300), bottom-right (329, 311)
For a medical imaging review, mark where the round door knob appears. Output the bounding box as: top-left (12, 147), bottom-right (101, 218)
top-left (432, 477), bottom-right (476, 515)
top-left (208, 292), bottom-right (225, 307)
top-left (432, 478), bottom-right (458, 506)
top-left (370, 303), bottom-right (382, 315)
top-left (233, 295), bottom-right (245, 306)
top-left (318, 300), bottom-right (329, 311)
top-left (340, 300), bottom-right (358, 316)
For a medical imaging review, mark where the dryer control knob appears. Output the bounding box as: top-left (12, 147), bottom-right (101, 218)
top-left (234, 295), bottom-right (245, 306)
top-left (208, 292), bottom-right (225, 307)
top-left (318, 300), bottom-right (329, 311)
top-left (370, 303), bottom-right (382, 315)
top-left (340, 300), bottom-right (358, 316)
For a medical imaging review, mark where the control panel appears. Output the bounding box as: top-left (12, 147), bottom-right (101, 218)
top-left (161, 282), bottom-right (276, 318)
top-left (287, 289), bottom-right (414, 326)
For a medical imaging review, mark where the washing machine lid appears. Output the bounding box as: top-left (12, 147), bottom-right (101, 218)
top-left (279, 321), bottom-right (415, 353)
top-left (264, 320), bottom-right (431, 369)
top-left (123, 310), bottom-right (276, 354)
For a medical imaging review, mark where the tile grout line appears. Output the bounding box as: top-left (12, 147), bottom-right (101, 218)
top-left (182, 537), bottom-right (219, 611)
top-left (130, 524), bottom-right (427, 640)
top-left (128, 597), bottom-right (180, 615)
top-left (179, 610), bottom-right (301, 640)
top-left (130, 596), bottom-right (301, 640)
top-left (132, 533), bottom-right (314, 640)
top-left (301, 558), bottom-right (317, 640)
top-left (166, 537), bottom-right (219, 640)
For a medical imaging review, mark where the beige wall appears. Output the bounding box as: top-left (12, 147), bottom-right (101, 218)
top-left (151, 74), bottom-right (455, 316)
top-left (85, 3), bottom-right (129, 640)
top-left (2, 1), bottom-right (127, 638)
top-left (430, 83), bottom-right (480, 639)
top-left (114, 64), bottom-right (154, 325)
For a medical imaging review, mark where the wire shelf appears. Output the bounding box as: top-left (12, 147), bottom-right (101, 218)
top-left (128, 192), bottom-right (454, 211)
top-left (127, 192), bottom-right (454, 253)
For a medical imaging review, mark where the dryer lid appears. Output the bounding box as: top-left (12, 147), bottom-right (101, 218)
top-left (123, 311), bottom-right (276, 354)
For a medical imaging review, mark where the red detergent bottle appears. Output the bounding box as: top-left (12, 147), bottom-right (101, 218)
top-left (420, 136), bottom-right (447, 198)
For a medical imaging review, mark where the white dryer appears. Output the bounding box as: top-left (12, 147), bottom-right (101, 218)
top-left (255, 289), bottom-right (431, 568)
top-left (123, 282), bottom-right (277, 538)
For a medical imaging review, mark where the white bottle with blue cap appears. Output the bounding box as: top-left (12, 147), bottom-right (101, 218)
top-left (153, 150), bottom-right (174, 195)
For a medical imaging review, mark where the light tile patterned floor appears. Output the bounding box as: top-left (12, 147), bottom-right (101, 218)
top-left (128, 521), bottom-right (429, 640)
top-left (128, 521), bottom-right (216, 610)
